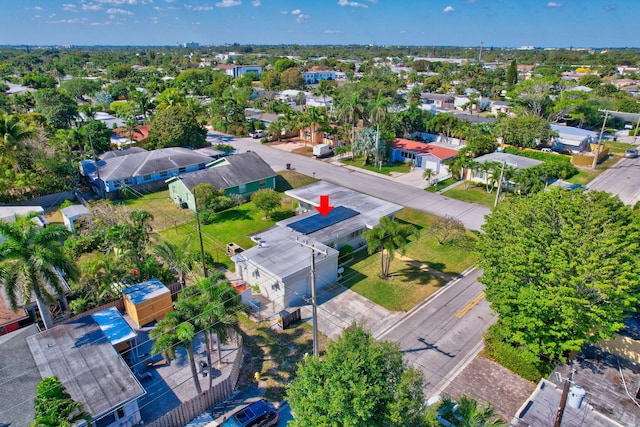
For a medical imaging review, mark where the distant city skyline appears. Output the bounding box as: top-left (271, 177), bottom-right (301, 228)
top-left (1, 1), bottom-right (638, 48)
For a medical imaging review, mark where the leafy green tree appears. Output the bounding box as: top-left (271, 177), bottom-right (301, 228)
top-left (280, 67), bottom-right (304, 90)
top-left (148, 105), bottom-right (206, 149)
top-left (60, 78), bottom-right (101, 99)
top-left (477, 189), bottom-right (640, 362)
top-left (506, 60), bottom-right (518, 87)
top-left (34, 89), bottom-right (79, 129)
top-left (0, 214), bottom-right (76, 329)
top-left (492, 115), bottom-right (555, 149)
top-left (363, 216), bottom-right (418, 278)
top-left (23, 72), bottom-right (56, 89)
top-left (578, 74), bottom-right (602, 89)
top-left (251, 189), bottom-right (281, 219)
top-left (274, 58), bottom-right (297, 73)
top-left (0, 112), bottom-right (33, 171)
top-left (287, 323), bottom-right (427, 427)
top-left (79, 120), bottom-right (112, 155)
top-left (32, 376), bottom-right (90, 427)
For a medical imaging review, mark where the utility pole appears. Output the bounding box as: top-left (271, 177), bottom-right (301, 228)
top-left (591, 110), bottom-right (610, 170)
top-left (493, 161), bottom-right (506, 208)
top-left (632, 113), bottom-right (640, 145)
top-left (297, 238), bottom-right (328, 357)
top-left (190, 180), bottom-right (208, 278)
top-left (553, 368), bottom-right (575, 427)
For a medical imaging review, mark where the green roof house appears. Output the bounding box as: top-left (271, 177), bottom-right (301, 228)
top-left (167, 151), bottom-right (277, 212)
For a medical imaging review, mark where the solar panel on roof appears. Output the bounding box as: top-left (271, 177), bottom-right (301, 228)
top-left (288, 206), bottom-right (359, 234)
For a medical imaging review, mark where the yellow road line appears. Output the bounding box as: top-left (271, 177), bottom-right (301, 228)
top-left (455, 291), bottom-right (486, 319)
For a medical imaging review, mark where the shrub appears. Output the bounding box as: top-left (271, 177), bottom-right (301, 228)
top-left (229, 193), bottom-right (247, 207)
top-left (338, 245), bottom-right (354, 263)
top-left (483, 324), bottom-right (551, 382)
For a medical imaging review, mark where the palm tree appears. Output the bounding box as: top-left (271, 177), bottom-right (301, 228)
top-left (438, 395), bottom-right (505, 427)
top-left (152, 236), bottom-right (193, 290)
top-left (422, 168), bottom-right (435, 186)
top-left (367, 91), bottom-right (391, 167)
top-left (150, 309), bottom-right (203, 394)
top-left (0, 112), bottom-right (33, 171)
top-left (0, 214), bottom-right (76, 329)
top-left (352, 127), bottom-right (381, 165)
top-left (306, 106), bottom-right (327, 147)
top-left (315, 79), bottom-right (334, 110)
top-left (362, 216), bottom-right (418, 278)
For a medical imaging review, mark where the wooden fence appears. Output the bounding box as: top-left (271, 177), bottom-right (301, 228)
top-left (147, 338), bottom-right (245, 427)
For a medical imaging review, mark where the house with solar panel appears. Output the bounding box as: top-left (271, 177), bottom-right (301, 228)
top-left (231, 182), bottom-right (402, 308)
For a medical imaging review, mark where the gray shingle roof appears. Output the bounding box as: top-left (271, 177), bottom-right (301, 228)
top-left (27, 315), bottom-right (145, 420)
top-left (99, 147), bottom-right (212, 181)
top-left (0, 325), bottom-right (40, 427)
top-left (178, 152), bottom-right (277, 191)
top-left (474, 152), bottom-right (543, 170)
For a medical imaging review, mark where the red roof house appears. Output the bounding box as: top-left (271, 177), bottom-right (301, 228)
top-left (390, 138), bottom-right (458, 174)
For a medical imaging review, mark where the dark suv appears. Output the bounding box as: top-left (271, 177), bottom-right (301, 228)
top-left (221, 399), bottom-right (279, 427)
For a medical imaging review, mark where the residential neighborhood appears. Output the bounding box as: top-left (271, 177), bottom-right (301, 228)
top-left (1, 3), bottom-right (640, 425)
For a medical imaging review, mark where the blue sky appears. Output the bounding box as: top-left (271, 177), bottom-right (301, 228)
top-left (1, 1), bottom-right (638, 48)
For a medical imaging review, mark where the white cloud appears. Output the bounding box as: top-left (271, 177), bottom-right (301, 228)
top-left (34, 14), bottom-right (41, 18)
top-left (185, 4), bottom-right (214, 10)
top-left (604, 4), bottom-right (617, 11)
top-left (216, 0), bottom-right (241, 7)
top-left (62, 4), bottom-right (76, 11)
top-left (547, 2), bottom-right (563, 7)
top-left (337, 0), bottom-right (368, 8)
top-left (324, 29), bottom-right (343, 34)
top-left (296, 13), bottom-right (309, 23)
top-left (107, 7), bottom-right (133, 14)
top-left (251, 0), bottom-right (261, 6)
top-left (443, 5), bottom-right (454, 13)
top-left (34, 6), bottom-right (42, 10)
top-left (50, 17), bottom-right (88, 24)
top-left (151, 16), bottom-right (159, 23)
top-left (291, 9), bottom-right (301, 15)
top-left (97, 0), bottom-right (138, 4)
top-left (280, 10), bottom-right (288, 14)
top-left (82, 4), bottom-right (103, 11)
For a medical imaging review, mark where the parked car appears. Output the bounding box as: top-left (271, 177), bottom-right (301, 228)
top-left (220, 399), bottom-right (279, 427)
top-left (624, 148), bottom-right (638, 159)
top-left (250, 130), bottom-right (265, 139)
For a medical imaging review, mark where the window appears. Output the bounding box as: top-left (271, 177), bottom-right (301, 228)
top-left (124, 178), bottom-right (132, 185)
top-left (95, 413), bottom-right (116, 427)
top-left (239, 184), bottom-right (247, 193)
top-left (198, 163), bottom-right (206, 170)
top-left (113, 181), bottom-right (120, 189)
top-left (179, 167), bottom-right (186, 173)
top-left (143, 174), bottom-right (151, 181)
top-left (259, 179), bottom-right (266, 188)
top-left (160, 171), bottom-right (168, 177)
top-left (117, 408), bottom-right (125, 419)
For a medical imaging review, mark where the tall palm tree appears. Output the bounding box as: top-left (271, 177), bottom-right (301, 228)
top-left (315, 79), bottom-right (334, 110)
top-left (0, 112), bottom-right (33, 171)
top-left (367, 91), bottom-right (391, 167)
top-left (306, 106), bottom-right (327, 147)
top-left (152, 236), bottom-right (193, 290)
top-left (0, 214), bottom-right (76, 329)
top-left (362, 216), bottom-right (418, 278)
top-left (150, 309), bottom-right (203, 394)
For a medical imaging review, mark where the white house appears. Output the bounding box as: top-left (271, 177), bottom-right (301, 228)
top-left (306, 95), bottom-right (333, 109)
top-left (213, 64), bottom-right (262, 78)
top-left (550, 124), bottom-right (598, 153)
top-left (466, 152), bottom-right (543, 187)
top-left (231, 182), bottom-right (402, 308)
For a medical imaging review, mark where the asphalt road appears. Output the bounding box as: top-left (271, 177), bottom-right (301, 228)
top-left (586, 155), bottom-right (640, 205)
top-left (208, 132), bottom-right (491, 231)
top-left (377, 268), bottom-right (496, 397)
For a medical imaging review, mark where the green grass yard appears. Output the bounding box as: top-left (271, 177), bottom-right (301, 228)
top-left (442, 184), bottom-right (499, 208)
top-left (341, 157), bottom-right (411, 176)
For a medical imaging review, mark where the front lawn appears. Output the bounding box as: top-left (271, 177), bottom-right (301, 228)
top-left (124, 189), bottom-right (193, 232)
top-left (342, 208), bottom-right (478, 311)
top-left (566, 154), bottom-right (620, 185)
top-left (426, 177), bottom-right (459, 193)
top-left (341, 157), bottom-right (411, 176)
top-left (442, 184), bottom-right (499, 208)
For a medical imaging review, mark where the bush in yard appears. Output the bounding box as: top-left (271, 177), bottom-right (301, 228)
top-left (483, 324), bottom-right (551, 382)
top-left (252, 189), bottom-right (281, 219)
top-left (430, 215), bottom-right (465, 245)
top-left (338, 245), bottom-right (354, 263)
